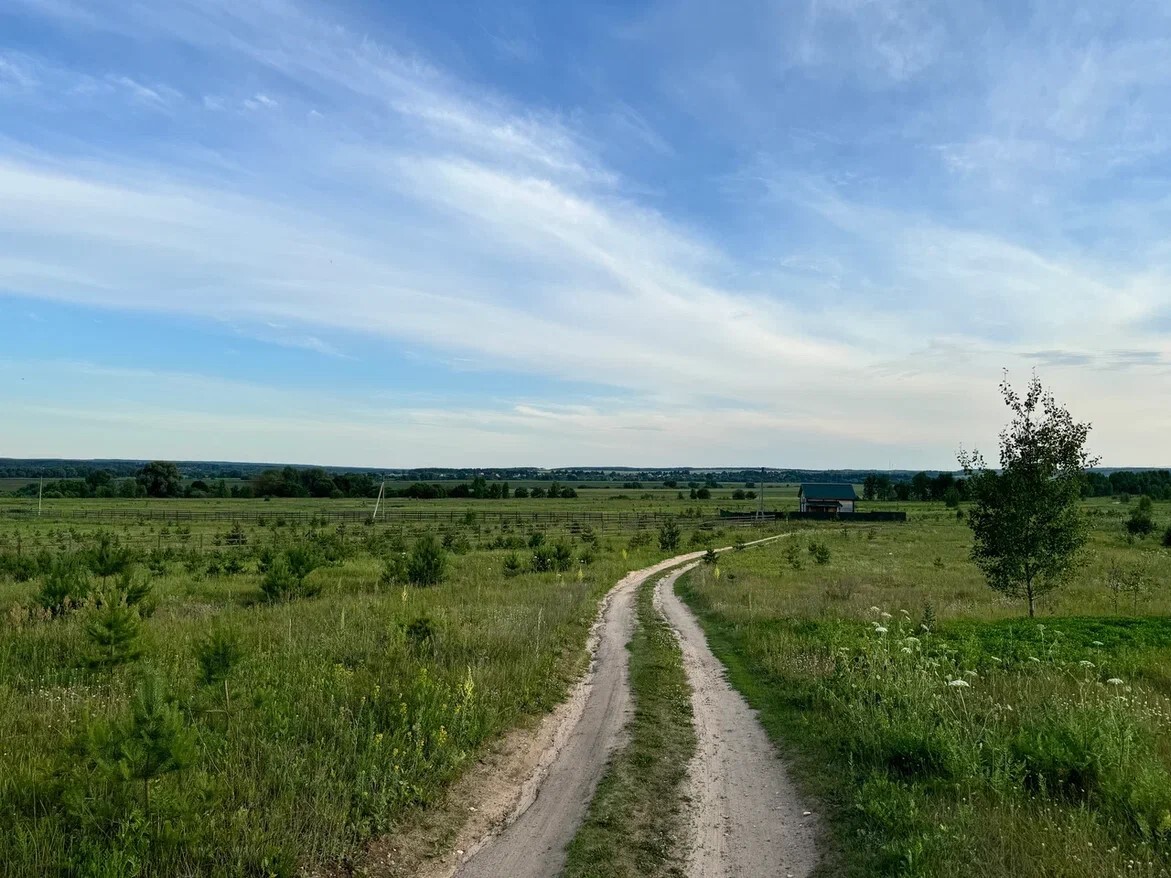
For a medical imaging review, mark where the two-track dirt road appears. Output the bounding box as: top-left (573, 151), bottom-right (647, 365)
top-left (442, 538), bottom-right (817, 878)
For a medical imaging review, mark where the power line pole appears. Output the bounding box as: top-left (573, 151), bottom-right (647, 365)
top-left (371, 478), bottom-right (386, 524)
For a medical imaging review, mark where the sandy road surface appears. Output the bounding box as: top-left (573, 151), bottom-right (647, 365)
top-left (655, 565), bottom-right (819, 878)
top-left (453, 551), bottom-right (715, 878)
top-left (444, 536), bottom-right (797, 878)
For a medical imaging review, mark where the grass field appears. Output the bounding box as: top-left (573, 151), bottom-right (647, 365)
top-left (1, 482), bottom-right (805, 514)
top-left (0, 486), bottom-right (826, 569)
top-left (678, 501), bottom-right (1171, 877)
top-left (5, 493), bottom-right (1166, 876)
top-left (0, 497), bottom-right (780, 877)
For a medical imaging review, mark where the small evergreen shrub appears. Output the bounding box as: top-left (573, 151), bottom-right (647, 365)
top-left (551, 543), bottom-right (574, 572)
top-left (86, 533), bottom-right (133, 580)
top-left (809, 541), bottom-right (831, 565)
top-left (37, 557), bottom-right (92, 617)
top-left (785, 541), bottom-right (803, 570)
top-left (628, 530), bottom-right (652, 550)
top-left (195, 627), bottom-right (242, 688)
top-left (65, 673), bottom-right (197, 818)
top-left (259, 558), bottom-right (300, 602)
top-left (530, 545), bottom-right (553, 573)
top-left (407, 535), bottom-right (447, 586)
top-left (502, 553), bottom-right (523, 577)
top-left (83, 600), bottom-right (143, 668)
top-left (658, 518), bottom-right (681, 552)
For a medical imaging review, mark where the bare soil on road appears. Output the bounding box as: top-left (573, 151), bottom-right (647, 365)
top-left (377, 536), bottom-right (805, 878)
top-left (655, 565), bottom-right (820, 878)
top-left (450, 552), bottom-right (716, 878)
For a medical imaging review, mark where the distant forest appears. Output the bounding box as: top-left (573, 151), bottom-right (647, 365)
top-left (2, 459), bottom-right (1169, 501)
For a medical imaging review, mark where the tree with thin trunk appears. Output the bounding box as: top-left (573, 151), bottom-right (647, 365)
top-left (959, 374), bottom-right (1098, 617)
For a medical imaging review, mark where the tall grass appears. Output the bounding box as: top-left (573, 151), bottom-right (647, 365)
top-left (0, 536), bottom-right (670, 876)
top-left (679, 517), bottom-right (1171, 877)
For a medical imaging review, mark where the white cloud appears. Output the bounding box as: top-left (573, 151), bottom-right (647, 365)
top-left (3, 0), bottom-right (1171, 465)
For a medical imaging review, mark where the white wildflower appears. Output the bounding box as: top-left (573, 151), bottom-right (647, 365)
top-left (901, 647), bottom-right (913, 654)
top-left (880, 612), bottom-right (893, 620)
top-left (874, 626), bottom-right (888, 634)
top-left (869, 606), bottom-right (882, 614)
top-left (1091, 641), bottom-right (1105, 647)
top-left (947, 679), bottom-right (970, 688)
top-left (1106, 678), bottom-right (1124, 686)
top-left (964, 670), bottom-right (978, 677)
top-left (1079, 660), bottom-right (1094, 668)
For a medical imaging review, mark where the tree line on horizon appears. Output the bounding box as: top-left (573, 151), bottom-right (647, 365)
top-left (7, 460), bottom-right (1171, 503)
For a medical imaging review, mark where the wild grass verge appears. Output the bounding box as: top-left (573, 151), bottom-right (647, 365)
top-left (678, 537), bottom-right (1171, 878)
top-left (0, 545), bottom-right (656, 877)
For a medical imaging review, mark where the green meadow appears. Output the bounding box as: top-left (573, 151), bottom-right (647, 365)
top-left (0, 504), bottom-right (775, 877)
top-left (5, 490), bottom-right (1170, 876)
top-left (679, 500), bottom-right (1171, 877)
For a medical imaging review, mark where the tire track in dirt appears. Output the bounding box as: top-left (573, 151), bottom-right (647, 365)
top-left (397, 536), bottom-right (788, 878)
top-left (451, 551), bottom-right (715, 878)
top-left (655, 562), bottom-right (819, 878)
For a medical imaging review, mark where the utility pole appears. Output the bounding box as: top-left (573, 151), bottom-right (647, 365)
top-left (38, 476), bottom-right (43, 517)
top-left (756, 467), bottom-right (766, 522)
top-left (371, 478), bottom-right (386, 523)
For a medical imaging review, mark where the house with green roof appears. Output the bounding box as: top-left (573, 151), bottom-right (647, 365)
top-left (798, 483), bottom-right (858, 515)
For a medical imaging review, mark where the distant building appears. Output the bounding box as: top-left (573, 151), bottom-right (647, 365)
top-left (798, 483), bottom-right (858, 514)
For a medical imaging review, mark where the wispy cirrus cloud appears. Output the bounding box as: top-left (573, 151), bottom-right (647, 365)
top-left (2, 0), bottom-right (1171, 466)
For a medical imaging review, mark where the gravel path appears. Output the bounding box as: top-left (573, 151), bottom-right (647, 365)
top-left (655, 564), bottom-right (819, 878)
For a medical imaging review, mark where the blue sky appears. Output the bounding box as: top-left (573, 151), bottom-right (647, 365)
top-left (2, 0), bottom-right (1170, 467)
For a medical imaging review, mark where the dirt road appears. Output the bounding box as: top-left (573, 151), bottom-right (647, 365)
top-left (453, 552), bottom-right (714, 878)
top-left (655, 564), bottom-right (819, 878)
top-left (447, 536), bottom-right (811, 878)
